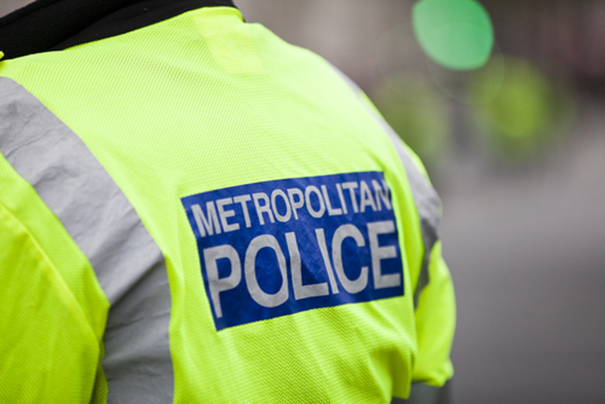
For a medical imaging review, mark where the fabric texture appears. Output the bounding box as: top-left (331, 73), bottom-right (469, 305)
top-left (330, 65), bottom-right (444, 307)
top-left (0, 3), bottom-right (454, 403)
top-left (0, 0), bottom-right (236, 60)
top-left (0, 132), bottom-right (108, 403)
top-left (0, 77), bottom-right (174, 403)
top-left (332, 65), bottom-right (456, 392)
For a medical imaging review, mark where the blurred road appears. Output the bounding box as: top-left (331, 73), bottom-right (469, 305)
top-left (441, 108), bottom-right (605, 404)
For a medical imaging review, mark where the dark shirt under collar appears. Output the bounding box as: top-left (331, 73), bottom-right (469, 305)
top-left (0, 0), bottom-right (236, 60)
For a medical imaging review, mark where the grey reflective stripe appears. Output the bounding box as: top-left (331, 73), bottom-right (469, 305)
top-left (0, 77), bottom-right (174, 403)
top-left (391, 381), bottom-right (452, 404)
top-left (389, 136), bottom-right (440, 308)
top-left (330, 66), bottom-right (441, 306)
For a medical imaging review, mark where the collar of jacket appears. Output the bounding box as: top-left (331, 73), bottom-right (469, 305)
top-left (0, 0), bottom-right (237, 60)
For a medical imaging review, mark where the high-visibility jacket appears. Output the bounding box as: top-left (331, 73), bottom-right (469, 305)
top-left (0, 1), bottom-right (455, 403)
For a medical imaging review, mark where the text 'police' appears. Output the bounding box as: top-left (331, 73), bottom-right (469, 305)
top-left (182, 171), bottom-right (404, 330)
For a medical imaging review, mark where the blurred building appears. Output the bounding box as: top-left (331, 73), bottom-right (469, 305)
top-left (486, 0), bottom-right (605, 91)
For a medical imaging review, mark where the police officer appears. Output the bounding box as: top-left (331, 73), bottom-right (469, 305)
top-left (0, 1), bottom-right (455, 403)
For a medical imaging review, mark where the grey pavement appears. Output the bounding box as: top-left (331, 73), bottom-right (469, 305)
top-left (441, 125), bottom-right (605, 403)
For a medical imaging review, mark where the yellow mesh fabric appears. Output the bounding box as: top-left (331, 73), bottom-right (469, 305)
top-left (0, 157), bottom-right (108, 403)
top-left (0, 6), bottom-right (449, 402)
top-left (413, 242), bottom-right (456, 386)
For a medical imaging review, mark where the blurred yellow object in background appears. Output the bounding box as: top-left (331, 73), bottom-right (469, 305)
top-left (470, 57), bottom-right (575, 162)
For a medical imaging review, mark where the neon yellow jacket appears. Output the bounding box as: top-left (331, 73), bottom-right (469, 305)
top-left (0, 1), bottom-right (455, 402)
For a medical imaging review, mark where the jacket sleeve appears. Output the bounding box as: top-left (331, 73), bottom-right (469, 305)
top-left (404, 242), bottom-right (455, 403)
top-left (0, 205), bottom-right (105, 403)
top-left (389, 137), bottom-right (455, 404)
top-left (0, 133), bottom-right (109, 403)
top-left (326, 64), bottom-right (455, 403)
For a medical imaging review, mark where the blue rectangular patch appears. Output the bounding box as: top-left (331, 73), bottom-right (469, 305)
top-left (182, 171), bottom-right (404, 331)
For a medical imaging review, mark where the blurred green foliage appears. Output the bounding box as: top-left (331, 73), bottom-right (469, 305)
top-left (469, 57), bottom-right (576, 162)
top-left (413, 0), bottom-right (494, 70)
top-left (372, 1), bottom-right (576, 170)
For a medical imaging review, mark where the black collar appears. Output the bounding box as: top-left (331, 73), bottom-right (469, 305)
top-left (0, 0), bottom-right (236, 60)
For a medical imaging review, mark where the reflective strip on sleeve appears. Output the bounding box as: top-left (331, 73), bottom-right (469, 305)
top-left (391, 381), bottom-right (452, 404)
top-left (330, 66), bottom-right (441, 307)
top-left (0, 77), bottom-right (174, 403)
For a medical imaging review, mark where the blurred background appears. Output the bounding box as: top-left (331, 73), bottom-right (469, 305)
top-left (2, 0), bottom-right (604, 402)
top-left (232, 1), bottom-right (605, 403)
top-left (232, 1), bottom-right (604, 402)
